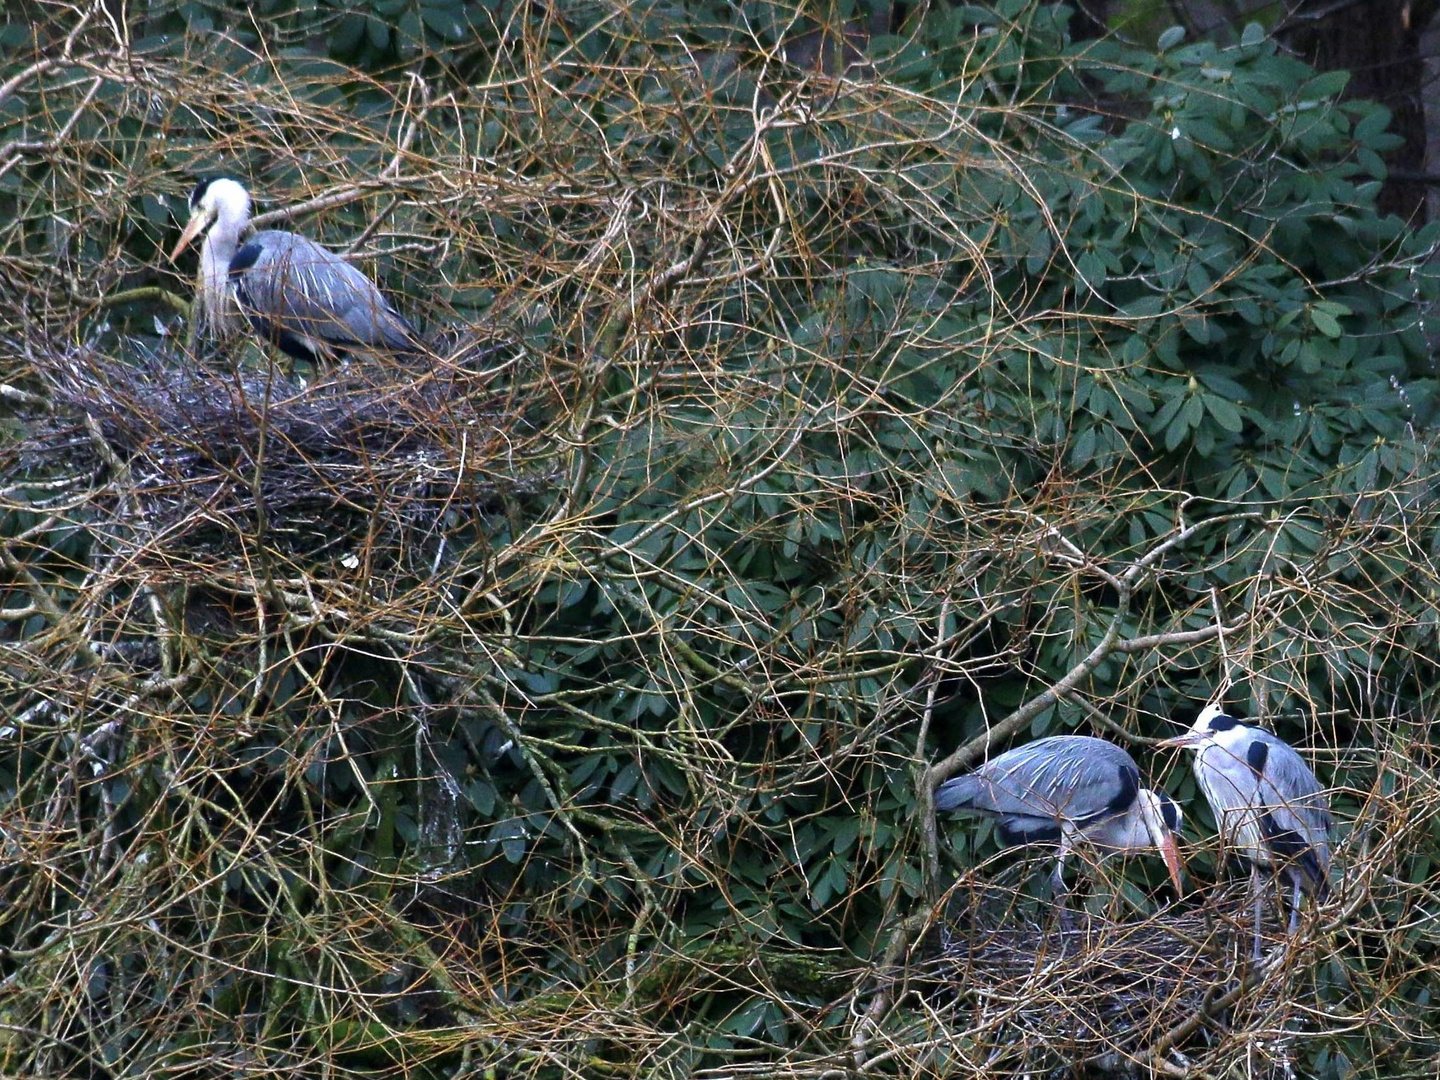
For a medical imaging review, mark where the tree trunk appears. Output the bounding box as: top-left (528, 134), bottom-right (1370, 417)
top-left (1281, 0), bottom-right (1440, 220)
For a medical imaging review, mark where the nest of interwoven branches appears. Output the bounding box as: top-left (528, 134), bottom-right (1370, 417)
top-left (10, 331), bottom-right (556, 571)
top-left (913, 882), bottom-right (1329, 1077)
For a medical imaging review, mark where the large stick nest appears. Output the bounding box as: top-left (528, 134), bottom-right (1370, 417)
top-left (916, 883), bottom-right (1325, 1077)
top-left (11, 333), bottom-right (554, 568)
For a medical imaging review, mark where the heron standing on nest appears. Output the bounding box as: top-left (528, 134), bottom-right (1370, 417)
top-left (170, 177), bottom-right (419, 365)
top-left (1160, 703), bottom-right (1332, 957)
top-left (936, 735), bottom-right (1186, 918)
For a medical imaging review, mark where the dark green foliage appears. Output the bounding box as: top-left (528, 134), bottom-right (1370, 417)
top-left (1, 4), bottom-right (1438, 1079)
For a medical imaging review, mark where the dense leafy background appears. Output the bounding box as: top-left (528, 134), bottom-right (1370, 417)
top-left (2, 1), bottom-right (1438, 1077)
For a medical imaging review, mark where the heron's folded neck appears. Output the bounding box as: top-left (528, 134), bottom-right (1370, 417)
top-left (197, 223), bottom-right (244, 338)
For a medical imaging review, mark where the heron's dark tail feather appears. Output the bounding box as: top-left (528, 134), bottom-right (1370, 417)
top-left (1260, 811), bottom-right (1330, 898)
top-left (382, 310), bottom-right (422, 354)
top-left (934, 775), bottom-right (982, 812)
top-left (995, 816), bottom-right (1062, 845)
top-left (1295, 847), bottom-right (1330, 900)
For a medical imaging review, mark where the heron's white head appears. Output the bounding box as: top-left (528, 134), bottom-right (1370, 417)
top-left (1192, 702), bottom-right (1228, 732)
top-left (1135, 788), bottom-right (1186, 894)
top-left (169, 177), bottom-right (252, 261)
top-left (1157, 702), bottom-right (1230, 751)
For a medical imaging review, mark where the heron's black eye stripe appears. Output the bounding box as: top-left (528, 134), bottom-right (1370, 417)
top-left (1159, 795), bottom-right (1182, 831)
top-left (1207, 714), bottom-right (1243, 732)
top-left (1246, 738), bottom-right (1269, 777)
top-left (190, 176), bottom-right (216, 211)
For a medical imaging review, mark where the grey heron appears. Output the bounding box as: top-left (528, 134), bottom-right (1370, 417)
top-left (1159, 704), bottom-right (1332, 957)
top-left (170, 177), bottom-right (419, 365)
top-left (936, 735), bottom-right (1185, 913)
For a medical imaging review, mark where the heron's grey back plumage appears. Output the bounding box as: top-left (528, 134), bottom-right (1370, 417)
top-left (935, 735), bottom-right (1142, 837)
top-left (230, 230), bottom-right (417, 358)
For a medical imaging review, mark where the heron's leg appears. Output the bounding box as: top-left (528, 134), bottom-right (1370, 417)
top-left (1250, 865), bottom-right (1264, 960)
top-left (1288, 876), bottom-right (1302, 935)
top-left (1053, 845), bottom-right (1075, 933)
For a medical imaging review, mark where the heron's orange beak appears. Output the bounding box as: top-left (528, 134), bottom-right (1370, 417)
top-left (169, 210), bottom-right (211, 261)
top-left (1157, 833), bottom-right (1186, 896)
top-left (1156, 733), bottom-right (1203, 749)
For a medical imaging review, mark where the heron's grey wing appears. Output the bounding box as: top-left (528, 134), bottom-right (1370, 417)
top-left (1198, 732), bottom-right (1331, 894)
top-left (935, 772), bottom-right (1059, 819)
top-left (990, 736), bottom-right (1142, 824)
top-left (939, 736), bottom-right (1140, 824)
top-left (1248, 733), bottom-right (1332, 895)
top-left (934, 774), bottom-right (1065, 845)
top-left (235, 231), bottom-right (416, 352)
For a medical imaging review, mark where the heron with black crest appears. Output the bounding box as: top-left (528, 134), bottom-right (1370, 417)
top-left (1159, 703), bottom-right (1332, 957)
top-left (170, 177), bottom-right (418, 365)
top-left (936, 734), bottom-right (1186, 917)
